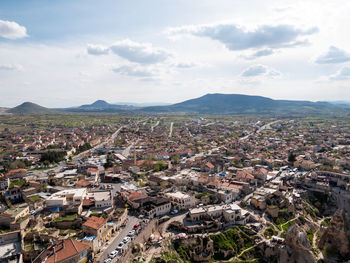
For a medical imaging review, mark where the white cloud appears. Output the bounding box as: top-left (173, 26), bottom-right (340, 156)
top-left (87, 44), bottom-right (109, 55)
top-left (0, 20), bottom-right (27, 40)
top-left (167, 23), bottom-right (318, 55)
top-left (241, 64), bottom-right (267, 77)
top-left (0, 64), bottom-right (23, 71)
top-left (112, 64), bottom-right (155, 77)
top-left (241, 64), bottom-right (281, 78)
top-left (109, 39), bottom-right (170, 64)
top-left (315, 46), bottom-right (350, 64)
top-left (174, 61), bottom-right (197, 69)
top-left (250, 49), bottom-right (274, 58)
top-left (328, 65), bottom-right (350, 81)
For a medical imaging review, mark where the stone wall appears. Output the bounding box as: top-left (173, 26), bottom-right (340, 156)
top-left (50, 218), bottom-right (82, 229)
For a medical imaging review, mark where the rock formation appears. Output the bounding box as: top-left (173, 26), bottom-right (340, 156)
top-left (318, 209), bottom-right (350, 262)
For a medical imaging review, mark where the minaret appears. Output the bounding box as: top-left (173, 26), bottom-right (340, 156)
top-left (134, 145), bottom-right (137, 165)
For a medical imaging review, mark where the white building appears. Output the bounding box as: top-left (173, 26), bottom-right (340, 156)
top-left (189, 204), bottom-right (249, 225)
top-left (86, 191), bottom-right (113, 208)
top-left (165, 191), bottom-right (195, 210)
top-left (46, 188), bottom-right (87, 207)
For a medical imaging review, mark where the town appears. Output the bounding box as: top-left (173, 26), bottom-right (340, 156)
top-left (0, 114), bottom-right (350, 263)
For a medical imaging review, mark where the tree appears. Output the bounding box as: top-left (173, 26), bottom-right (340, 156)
top-left (288, 152), bottom-right (296, 163)
top-left (40, 151), bottom-right (66, 163)
top-left (76, 143), bottom-right (92, 154)
top-left (171, 155), bottom-right (179, 165)
top-left (154, 161), bottom-right (167, 172)
top-left (104, 153), bottom-right (114, 168)
top-left (43, 160), bottom-right (50, 167)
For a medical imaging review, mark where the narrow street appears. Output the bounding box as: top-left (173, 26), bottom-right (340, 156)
top-left (97, 215), bottom-right (140, 263)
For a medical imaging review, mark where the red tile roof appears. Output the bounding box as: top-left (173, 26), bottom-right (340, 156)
top-left (205, 162), bottom-right (214, 169)
top-left (82, 199), bottom-right (94, 206)
top-left (5, 169), bottom-right (27, 177)
top-left (126, 191), bottom-right (148, 202)
top-left (83, 216), bottom-right (106, 230)
top-left (45, 239), bottom-right (88, 263)
top-left (76, 179), bottom-right (91, 187)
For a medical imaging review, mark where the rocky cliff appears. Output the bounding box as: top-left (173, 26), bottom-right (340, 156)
top-left (318, 209), bottom-right (350, 262)
top-left (259, 224), bottom-right (316, 263)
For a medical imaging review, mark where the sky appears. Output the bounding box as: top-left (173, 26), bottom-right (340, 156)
top-left (1, 0), bottom-right (350, 107)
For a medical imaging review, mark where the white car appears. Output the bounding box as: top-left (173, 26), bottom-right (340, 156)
top-left (104, 258), bottom-right (112, 263)
top-left (109, 250), bottom-right (118, 259)
top-left (128, 230), bottom-right (135, 236)
top-left (116, 242), bottom-right (124, 250)
top-left (123, 236), bottom-right (131, 243)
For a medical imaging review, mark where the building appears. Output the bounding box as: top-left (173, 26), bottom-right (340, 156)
top-left (0, 177), bottom-right (8, 190)
top-left (35, 239), bottom-right (89, 263)
top-left (188, 204), bottom-right (249, 225)
top-left (45, 188), bottom-right (87, 213)
top-left (82, 216), bottom-right (111, 248)
top-left (85, 191), bottom-right (113, 209)
top-left (4, 186), bottom-right (22, 203)
top-left (0, 230), bottom-right (22, 263)
top-left (0, 205), bottom-right (30, 230)
top-left (120, 191), bottom-right (148, 209)
top-left (165, 191), bottom-right (195, 210)
top-left (141, 197), bottom-right (171, 218)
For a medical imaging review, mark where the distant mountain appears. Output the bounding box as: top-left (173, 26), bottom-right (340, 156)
top-left (0, 107), bottom-right (10, 115)
top-left (141, 93), bottom-right (348, 115)
top-left (328, 100), bottom-right (350, 106)
top-left (79, 100), bottom-right (116, 109)
top-left (113, 101), bottom-right (172, 107)
top-left (65, 100), bottom-right (138, 113)
top-left (8, 102), bottom-right (55, 114)
top-left (6, 94), bottom-right (350, 115)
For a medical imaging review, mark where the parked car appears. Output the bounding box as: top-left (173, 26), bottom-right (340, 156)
top-left (116, 242), bottom-right (124, 250)
top-left (128, 230), bottom-right (135, 236)
top-left (170, 209), bottom-right (178, 215)
top-left (109, 250), bottom-right (118, 258)
top-left (123, 236), bottom-right (131, 243)
top-left (104, 258), bottom-right (111, 263)
top-left (133, 223), bottom-right (140, 230)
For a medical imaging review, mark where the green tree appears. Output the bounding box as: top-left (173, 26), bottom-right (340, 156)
top-left (154, 161), bottom-right (167, 172)
top-left (171, 155), bottom-right (179, 164)
top-left (43, 160), bottom-right (50, 167)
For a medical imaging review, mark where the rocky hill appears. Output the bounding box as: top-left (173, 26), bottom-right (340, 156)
top-left (8, 102), bottom-right (55, 114)
top-left (318, 209), bottom-right (350, 262)
top-left (140, 93), bottom-right (348, 115)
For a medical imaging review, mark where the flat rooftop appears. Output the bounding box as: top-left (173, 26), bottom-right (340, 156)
top-left (3, 206), bottom-right (27, 217)
top-left (166, 191), bottom-right (192, 199)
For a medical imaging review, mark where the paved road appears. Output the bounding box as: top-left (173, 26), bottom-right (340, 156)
top-left (99, 215), bottom-right (140, 263)
top-left (49, 118), bottom-right (149, 173)
top-left (122, 139), bottom-right (139, 158)
top-left (239, 120), bottom-right (280, 141)
top-left (203, 122), bottom-right (214, 127)
top-left (47, 125), bottom-right (125, 174)
top-left (73, 125), bottom-right (125, 161)
top-left (168, 122), bottom-right (174, 137)
top-left (151, 120), bottom-right (159, 132)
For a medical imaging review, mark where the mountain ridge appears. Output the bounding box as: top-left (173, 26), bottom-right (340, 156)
top-left (140, 93), bottom-right (346, 115)
top-left (5, 94), bottom-right (350, 115)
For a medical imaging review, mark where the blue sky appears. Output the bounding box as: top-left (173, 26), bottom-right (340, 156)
top-left (0, 0), bottom-right (350, 107)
